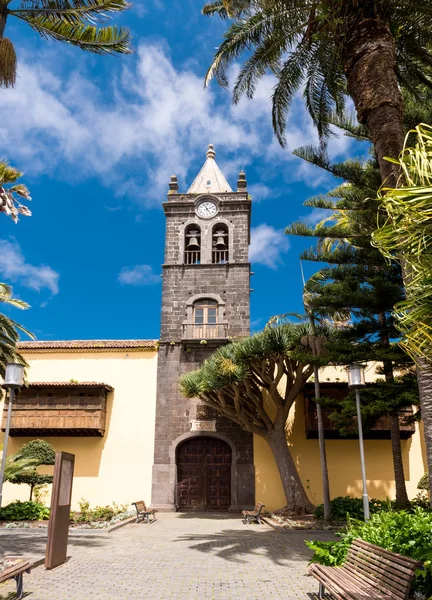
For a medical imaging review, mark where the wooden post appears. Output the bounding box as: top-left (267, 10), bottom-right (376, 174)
top-left (45, 452), bottom-right (75, 570)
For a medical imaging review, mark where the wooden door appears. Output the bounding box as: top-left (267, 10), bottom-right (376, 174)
top-left (177, 437), bottom-right (231, 511)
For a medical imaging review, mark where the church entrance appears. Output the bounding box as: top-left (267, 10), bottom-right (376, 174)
top-left (176, 437), bottom-right (232, 511)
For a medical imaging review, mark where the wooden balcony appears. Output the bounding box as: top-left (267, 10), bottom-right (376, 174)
top-left (181, 322), bottom-right (229, 343)
top-left (1, 382), bottom-right (113, 437)
top-left (303, 382), bottom-right (416, 440)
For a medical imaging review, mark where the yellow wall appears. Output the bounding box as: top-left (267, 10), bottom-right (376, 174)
top-left (254, 394), bottom-right (427, 512)
top-left (1, 355), bottom-right (427, 514)
top-left (0, 349), bottom-right (158, 510)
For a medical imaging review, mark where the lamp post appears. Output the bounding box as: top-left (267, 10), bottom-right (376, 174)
top-left (347, 363), bottom-right (370, 521)
top-left (0, 363), bottom-right (24, 508)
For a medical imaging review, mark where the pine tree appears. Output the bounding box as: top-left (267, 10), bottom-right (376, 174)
top-left (287, 143), bottom-right (414, 506)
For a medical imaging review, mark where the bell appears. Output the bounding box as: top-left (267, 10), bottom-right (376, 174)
top-left (215, 235), bottom-right (226, 249)
top-left (187, 236), bottom-right (200, 250)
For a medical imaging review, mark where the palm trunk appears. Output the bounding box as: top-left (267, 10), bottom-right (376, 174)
top-left (343, 17), bottom-right (404, 187)
top-left (417, 360), bottom-right (432, 507)
top-left (266, 427), bottom-right (315, 515)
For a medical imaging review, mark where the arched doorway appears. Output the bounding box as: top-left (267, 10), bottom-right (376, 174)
top-left (176, 437), bottom-right (232, 511)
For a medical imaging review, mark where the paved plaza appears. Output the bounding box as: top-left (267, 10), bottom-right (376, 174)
top-left (0, 513), bottom-right (334, 600)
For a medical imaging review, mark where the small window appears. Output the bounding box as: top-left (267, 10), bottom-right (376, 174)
top-left (184, 224), bottom-right (201, 265)
top-left (206, 179), bottom-right (212, 188)
top-left (212, 224), bottom-right (229, 264)
top-left (193, 299), bottom-right (218, 338)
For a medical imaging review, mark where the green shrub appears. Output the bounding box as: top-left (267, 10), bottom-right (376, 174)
top-left (70, 499), bottom-right (131, 523)
top-left (418, 473), bottom-right (429, 491)
top-left (0, 500), bottom-right (50, 521)
top-left (306, 508), bottom-right (432, 596)
top-left (314, 496), bottom-right (392, 521)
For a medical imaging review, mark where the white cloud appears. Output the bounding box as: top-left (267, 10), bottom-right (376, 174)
top-left (0, 240), bottom-right (59, 294)
top-left (118, 264), bottom-right (160, 286)
top-left (0, 43), bottom-right (357, 206)
top-left (249, 224), bottom-right (290, 269)
top-left (248, 183), bottom-right (273, 202)
top-left (302, 208), bottom-right (331, 226)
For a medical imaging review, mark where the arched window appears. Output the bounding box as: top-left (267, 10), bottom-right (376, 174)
top-left (184, 224), bottom-right (201, 265)
top-left (212, 223), bottom-right (229, 264)
top-left (193, 298), bottom-right (218, 338)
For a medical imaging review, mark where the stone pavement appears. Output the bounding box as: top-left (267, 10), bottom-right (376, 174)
top-left (0, 513), bottom-right (334, 600)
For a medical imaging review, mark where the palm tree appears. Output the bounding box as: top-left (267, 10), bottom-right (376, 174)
top-left (0, 444), bottom-right (38, 481)
top-left (203, 0), bottom-right (432, 186)
top-left (0, 0), bottom-right (131, 88)
top-left (0, 161), bottom-right (31, 222)
top-left (0, 283), bottom-right (32, 376)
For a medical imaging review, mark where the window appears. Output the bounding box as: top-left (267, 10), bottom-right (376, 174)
top-left (184, 224), bottom-right (201, 265)
top-left (193, 299), bottom-right (218, 338)
top-left (212, 223), bottom-right (229, 264)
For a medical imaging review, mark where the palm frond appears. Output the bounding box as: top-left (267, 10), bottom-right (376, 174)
top-left (19, 16), bottom-right (131, 54)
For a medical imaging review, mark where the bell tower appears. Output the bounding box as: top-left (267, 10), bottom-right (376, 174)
top-left (151, 145), bottom-right (255, 512)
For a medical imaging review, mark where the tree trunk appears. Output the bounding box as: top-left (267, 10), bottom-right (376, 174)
top-left (388, 412), bottom-right (410, 508)
top-left (343, 17), bottom-right (404, 187)
top-left (266, 427), bottom-right (315, 515)
top-left (29, 483), bottom-right (34, 502)
top-left (417, 359), bottom-right (432, 506)
top-left (314, 366), bottom-right (332, 522)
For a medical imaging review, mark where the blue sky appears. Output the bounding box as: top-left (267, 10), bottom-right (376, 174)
top-left (0, 2), bottom-right (364, 341)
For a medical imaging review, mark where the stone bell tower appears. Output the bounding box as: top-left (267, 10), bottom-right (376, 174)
top-left (151, 145), bottom-right (255, 512)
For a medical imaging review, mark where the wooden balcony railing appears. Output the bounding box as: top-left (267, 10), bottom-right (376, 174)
top-left (303, 384), bottom-right (416, 440)
top-left (181, 322), bottom-right (228, 340)
top-left (1, 383), bottom-right (113, 437)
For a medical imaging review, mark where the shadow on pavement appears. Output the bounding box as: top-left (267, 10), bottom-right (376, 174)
top-left (175, 528), bottom-right (335, 566)
top-left (0, 533), bottom-right (107, 560)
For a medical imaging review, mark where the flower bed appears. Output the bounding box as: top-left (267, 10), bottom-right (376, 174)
top-left (0, 499), bottom-right (135, 530)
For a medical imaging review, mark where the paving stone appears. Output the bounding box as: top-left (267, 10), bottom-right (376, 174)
top-left (0, 514), bottom-right (334, 599)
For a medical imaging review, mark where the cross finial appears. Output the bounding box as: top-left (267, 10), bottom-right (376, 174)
top-left (206, 144), bottom-right (215, 159)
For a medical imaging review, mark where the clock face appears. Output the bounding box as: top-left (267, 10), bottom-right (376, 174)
top-left (196, 201), bottom-right (218, 218)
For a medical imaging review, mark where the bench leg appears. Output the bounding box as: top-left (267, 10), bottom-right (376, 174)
top-left (318, 582), bottom-right (325, 599)
top-left (14, 573), bottom-right (24, 599)
top-left (256, 515), bottom-right (261, 524)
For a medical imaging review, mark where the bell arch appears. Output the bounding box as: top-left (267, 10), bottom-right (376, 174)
top-left (212, 223), bottom-right (229, 263)
top-left (183, 223), bottom-right (201, 265)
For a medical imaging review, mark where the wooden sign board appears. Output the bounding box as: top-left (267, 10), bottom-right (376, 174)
top-left (45, 452), bottom-right (75, 570)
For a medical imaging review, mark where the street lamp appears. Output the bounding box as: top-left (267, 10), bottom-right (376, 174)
top-left (0, 363), bottom-right (25, 508)
top-left (347, 363), bottom-right (369, 521)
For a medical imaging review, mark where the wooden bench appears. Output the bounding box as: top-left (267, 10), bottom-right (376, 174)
top-left (0, 557), bottom-right (32, 599)
top-left (309, 538), bottom-right (422, 599)
top-left (132, 501), bottom-right (156, 524)
top-left (242, 502), bottom-right (265, 524)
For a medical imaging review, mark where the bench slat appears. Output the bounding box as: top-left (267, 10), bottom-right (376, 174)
top-left (310, 564), bottom-right (400, 600)
top-left (309, 540), bottom-right (421, 600)
top-left (345, 552), bottom-right (414, 593)
top-left (346, 549), bottom-right (416, 581)
top-left (341, 563), bottom-right (408, 599)
top-left (352, 540), bottom-right (421, 570)
top-left (0, 560), bottom-right (31, 584)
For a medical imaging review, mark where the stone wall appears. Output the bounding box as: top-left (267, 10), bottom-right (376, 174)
top-left (151, 190), bottom-right (255, 511)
